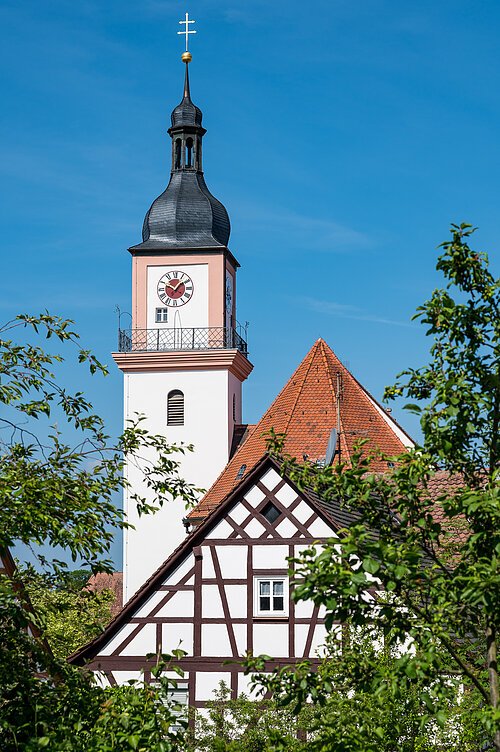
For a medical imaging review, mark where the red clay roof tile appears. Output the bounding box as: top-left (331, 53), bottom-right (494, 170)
top-left (190, 339), bottom-right (413, 519)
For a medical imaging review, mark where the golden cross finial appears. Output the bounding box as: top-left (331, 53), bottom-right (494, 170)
top-left (178, 12), bottom-right (196, 53)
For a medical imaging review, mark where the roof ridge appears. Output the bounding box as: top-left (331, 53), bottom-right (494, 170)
top-left (281, 340), bottom-right (323, 448)
top-left (317, 339), bottom-right (350, 464)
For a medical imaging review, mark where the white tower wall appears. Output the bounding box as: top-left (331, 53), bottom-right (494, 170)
top-left (123, 367), bottom-right (241, 600)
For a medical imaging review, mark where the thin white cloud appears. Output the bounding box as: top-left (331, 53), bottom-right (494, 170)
top-left (299, 296), bottom-right (413, 328)
top-left (233, 202), bottom-right (371, 252)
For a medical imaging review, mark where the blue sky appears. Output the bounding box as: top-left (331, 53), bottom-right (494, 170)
top-left (2, 1), bottom-right (500, 567)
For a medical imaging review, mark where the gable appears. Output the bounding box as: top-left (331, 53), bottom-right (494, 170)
top-left (70, 456), bottom-right (338, 668)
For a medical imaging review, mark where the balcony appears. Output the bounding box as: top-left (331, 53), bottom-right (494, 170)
top-left (117, 327), bottom-right (248, 357)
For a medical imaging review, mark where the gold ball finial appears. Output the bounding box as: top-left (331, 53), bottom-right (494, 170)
top-left (182, 51), bottom-right (192, 63)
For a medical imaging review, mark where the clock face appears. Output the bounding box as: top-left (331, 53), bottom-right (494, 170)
top-left (157, 270), bottom-right (194, 307)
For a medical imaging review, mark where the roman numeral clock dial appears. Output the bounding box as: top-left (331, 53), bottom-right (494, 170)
top-left (157, 271), bottom-right (194, 307)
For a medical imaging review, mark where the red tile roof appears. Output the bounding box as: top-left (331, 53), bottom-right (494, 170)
top-left (86, 572), bottom-right (123, 618)
top-left (425, 471), bottom-right (470, 547)
top-left (190, 339), bottom-right (413, 519)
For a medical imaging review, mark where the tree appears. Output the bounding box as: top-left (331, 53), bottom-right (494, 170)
top-left (247, 225), bottom-right (500, 750)
top-left (188, 681), bottom-right (310, 751)
top-left (0, 313), bottom-right (197, 750)
top-left (24, 569), bottom-right (115, 660)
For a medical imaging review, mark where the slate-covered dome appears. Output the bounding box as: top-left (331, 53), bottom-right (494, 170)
top-left (140, 172), bottom-right (230, 249)
top-left (130, 62), bottom-right (230, 251)
top-left (171, 93), bottom-right (203, 128)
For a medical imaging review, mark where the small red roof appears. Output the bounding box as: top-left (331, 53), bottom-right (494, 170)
top-left (86, 572), bottom-right (123, 618)
top-left (190, 339), bottom-right (413, 519)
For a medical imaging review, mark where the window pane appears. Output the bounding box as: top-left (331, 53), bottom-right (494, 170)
top-left (260, 596), bottom-right (271, 611)
top-left (260, 581), bottom-right (270, 596)
top-left (262, 502), bottom-right (281, 524)
top-left (273, 581), bottom-right (283, 596)
top-left (155, 308), bottom-right (168, 323)
top-left (273, 596), bottom-right (284, 611)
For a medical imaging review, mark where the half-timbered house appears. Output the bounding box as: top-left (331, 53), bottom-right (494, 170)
top-left (70, 338), bottom-right (414, 707)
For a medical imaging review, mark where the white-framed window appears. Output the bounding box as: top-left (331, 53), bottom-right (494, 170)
top-left (254, 577), bottom-right (288, 616)
top-left (155, 307), bottom-right (169, 323)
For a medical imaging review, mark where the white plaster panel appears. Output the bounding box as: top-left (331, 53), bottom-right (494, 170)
top-left (244, 517), bottom-right (266, 538)
top-left (201, 546), bottom-right (216, 578)
top-left (156, 589), bottom-right (194, 617)
top-left (292, 500), bottom-right (315, 524)
top-left (294, 599), bottom-right (314, 620)
top-left (253, 545), bottom-right (289, 570)
top-left (309, 624), bottom-right (328, 657)
top-left (225, 584), bottom-right (247, 619)
top-left (202, 585), bottom-right (224, 618)
top-left (244, 485), bottom-right (265, 507)
top-left (160, 670), bottom-right (189, 681)
top-left (253, 623), bottom-right (288, 658)
top-left (308, 517), bottom-right (335, 538)
top-left (121, 623), bottom-right (156, 656)
top-left (275, 517), bottom-right (299, 539)
top-left (294, 543), bottom-right (324, 559)
top-left (112, 671), bottom-right (144, 685)
top-left (295, 623), bottom-right (309, 658)
top-left (259, 468), bottom-right (282, 491)
top-left (100, 623), bottom-right (136, 656)
top-left (201, 624), bottom-right (231, 656)
top-left (146, 263), bottom-right (208, 330)
top-left (162, 622), bottom-right (193, 655)
top-left (238, 672), bottom-right (266, 699)
top-left (135, 590), bottom-right (168, 618)
top-left (274, 483), bottom-right (299, 507)
top-left (196, 672), bottom-right (231, 702)
top-left (93, 672), bottom-right (111, 688)
top-left (195, 707), bottom-right (211, 722)
top-left (162, 554), bottom-right (195, 586)
top-left (232, 623), bottom-right (247, 656)
top-left (216, 545), bottom-right (247, 578)
top-left (228, 501), bottom-right (249, 525)
top-left (206, 518), bottom-right (233, 539)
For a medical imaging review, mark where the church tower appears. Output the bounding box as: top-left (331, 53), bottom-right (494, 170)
top-left (113, 47), bottom-right (253, 601)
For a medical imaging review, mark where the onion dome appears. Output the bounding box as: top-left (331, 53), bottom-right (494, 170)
top-left (130, 59), bottom-right (230, 251)
top-left (171, 63), bottom-right (203, 129)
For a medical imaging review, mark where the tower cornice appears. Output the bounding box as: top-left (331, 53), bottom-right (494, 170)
top-left (112, 348), bottom-right (253, 381)
top-left (127, 245), bottom-right (240, 268)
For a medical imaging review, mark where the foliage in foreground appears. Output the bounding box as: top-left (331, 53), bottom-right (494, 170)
top-left (23, 568), bottom-right (115, 660)
top-left (188, 681), bottom-right (310, 751)
top-left (245, 224), bottom-right (500, 751)
top-left (0, 313), bottom-right (196, 750)
top-left (0, 581), bottom-right (187, 751)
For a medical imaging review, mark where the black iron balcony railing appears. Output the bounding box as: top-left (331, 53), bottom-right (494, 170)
top-left (118, 327), bottom-right (248, 356)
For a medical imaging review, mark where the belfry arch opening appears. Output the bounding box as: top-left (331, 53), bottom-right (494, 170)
top-left (185, 138), bottom-right (193, 168)
top-left (174, 139), bottom-right (181, 169)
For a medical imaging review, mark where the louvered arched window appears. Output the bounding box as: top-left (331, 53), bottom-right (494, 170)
top-left (167, 390), bottom-right (184, 426)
